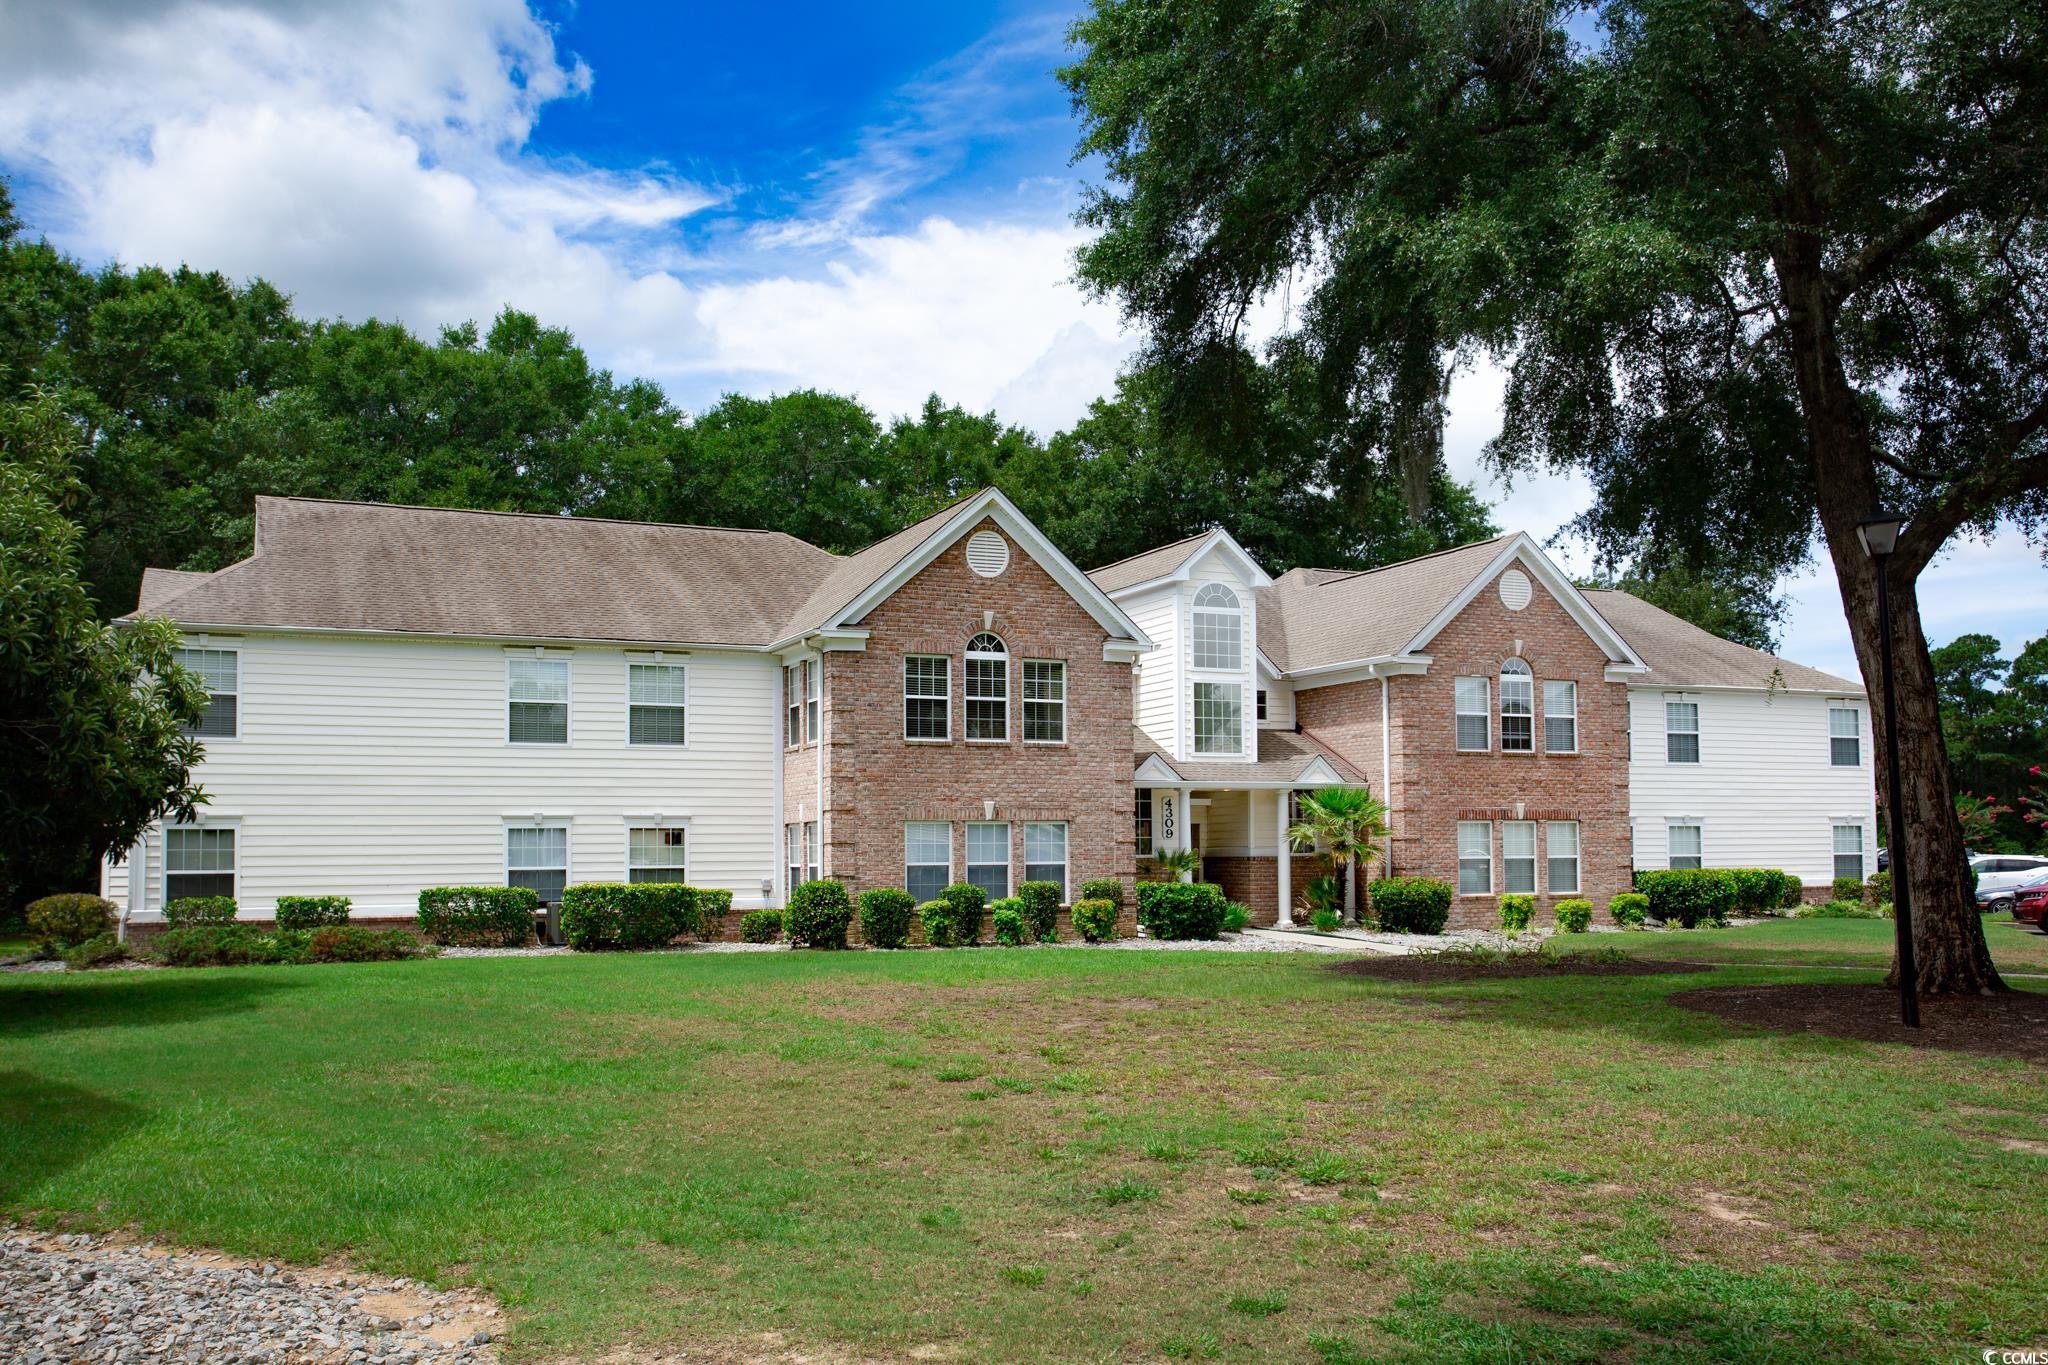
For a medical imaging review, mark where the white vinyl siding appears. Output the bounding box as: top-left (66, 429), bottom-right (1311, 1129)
top-left (628, 826), bottom-right (687, 883)
top-left (1502, 820), bottom-right (1537, 893)
top-left (905, 822), bottom-right (951, 903)
top-left (1457, 820), bottom-right (1492, 895)
top-left (904, 655), bottom-right (950, 740)
top-left (1833, 823), bottom-right (1865, 882)
top-left (1126, 593), bottom-right (1180, 755)
top-left (174, 647), bottom-right (239, 739)
top-left (1668, 822), bottom-right (1703, 870)
top-left (1455, 677), bottom-right (1489, 751)
top-left (1664, 697), bottom-right (1700, 764)
top-left (627, 664), bottom-right (686, 746)
top-left (508, 657), bottom-right (569, 744)
top-left (507, 825), bottom-right (568, 904)
top-left (967, 822), bottom-right (1010, 900)
top-left (1024, 822), bottom-right (1068, 900)
top-left (1023, 660), bottom-right (1065, 742)
top-left (1192, 682), bottom-right (1243, 755)
top-left (1499, 661), bottom-right (1534, 753)
top-left (165, 827), bottom-right (235, 902)
top-left (966, 634), bottom-right (1008, 742)
top-left (1547, 821), bottom-right (1580, 894)
top-left (1543, 681), bottom-right (1577, 754)
top-left (1829, 705), bottom-right (1860, 767)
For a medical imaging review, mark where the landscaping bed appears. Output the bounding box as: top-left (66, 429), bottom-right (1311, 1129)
top-left (1330, 948), bottom-right (1711, 981)
top-left (1673, 980), bottom-right (2048, 1064)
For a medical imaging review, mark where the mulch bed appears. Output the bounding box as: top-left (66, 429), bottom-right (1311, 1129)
top-left (1330, 955), bottom-right (1710, 982)
top-left (1673, 981), bottom-right (2048, 1065)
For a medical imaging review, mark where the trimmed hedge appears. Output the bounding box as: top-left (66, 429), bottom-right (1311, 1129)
top-left (1137, 881), bottom-right (1227, 940)
top-left (917, 883), bottom-right (988, 948)
top-left (857, 888), bottom-right (916, 949)
top-left (740, 909), bottom-right (783, 943)
top-left (164, 895), bottom-right (237, 927)
top-left (560, 882), bottom-right (700, 951)
top-left (786, 879), bottom-right (855, 949)
top-left (1831, 876), bottom-right (1864, 903)
top-left (1017, 881), bottom-right (1061, 943)
top-left (991, 901), bottom-right (1027, 946)
top-left (1725, 868), bottom-right (1799, 916)
top-left (1072, 898), bottom-right (1119, 942)
top-left (150, 923), bottom-right (425, 967)
top-left (1608, 892), bottom-right (1649, 928)
top-left (1370, 877), bottom-right (1453, 935)
top-left (26, 893), bottom-right (114, 950)
top-left (274, 895), bottom-right (351, 932)
top-left (1078, 878), bottom-right (1125, 909)
top-left (1778, 875), bottom-right (1806, 910)
top-left (1554, 898), bottom-right (1594, 933)
top-left (302, 926), bottom-right (421, 962)
top-left (1637, 869), bottom-right (1736, 928)
top-left (697, 888), bottom-right (734, 938)
top-left (1803, 898), bottom-right (1884, 919)
top-left (417, 886), bottom-right (538, 947)
top-left (1498, 894), bottom-right (1534, 933)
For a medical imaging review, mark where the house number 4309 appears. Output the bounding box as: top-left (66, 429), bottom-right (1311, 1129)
top-left (1160, 796), bottom-right (1175, 842)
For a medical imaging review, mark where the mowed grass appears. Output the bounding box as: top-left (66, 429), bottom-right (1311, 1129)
top-left (1597, 912), bottom-right (2048, 973)
top-left (2, 943), bottom-right (2045, 1362)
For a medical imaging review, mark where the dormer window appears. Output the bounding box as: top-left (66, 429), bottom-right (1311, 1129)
top-left (1499, 659), bottom-right (1533, 753)
top-left (1191, 583), bottom-right (1242, 670)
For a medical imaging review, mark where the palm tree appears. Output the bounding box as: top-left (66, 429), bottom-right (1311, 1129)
top-left (1145, 847), bottom-right (1203, 882)
top-left (1287, 786), bottom-right (1391, 925)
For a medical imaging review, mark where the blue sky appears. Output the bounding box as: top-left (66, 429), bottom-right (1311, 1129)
top-left (0, 0), bottom-right (2040, 681)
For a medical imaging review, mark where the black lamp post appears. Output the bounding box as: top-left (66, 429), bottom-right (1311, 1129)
top-left (1857, 512), bottom-right (1919, 1028)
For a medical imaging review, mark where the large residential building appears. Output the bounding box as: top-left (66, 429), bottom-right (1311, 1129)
top-left (105, 489), bottom-right (1875, 931)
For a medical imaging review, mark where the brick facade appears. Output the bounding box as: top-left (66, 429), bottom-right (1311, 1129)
top-left (1206, 853), bottom-right (1327, 927)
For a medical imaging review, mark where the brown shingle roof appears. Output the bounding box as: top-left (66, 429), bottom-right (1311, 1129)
top-left (777, 493), bottom-right (983, 638)
top-left (137, 568), bottom-right (214, 612)
top-left (1256, 536), bottom-right (1515, 672)
top-left (1135, 726), bottom-right (1369, 786)
top-left (1085, 533), bottom-right (1213, 594)
top-left (1582, 590), bottom-right (1862, 693)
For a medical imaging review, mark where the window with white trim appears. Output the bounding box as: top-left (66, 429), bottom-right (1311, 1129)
top-left (1665, 698), bottom-right (1700, 764)
top-left (1547, 821), bottom-right (1580, 894)
top-left (1023, 660), bottom-right (1065, 742)
top-left (805, 660), bottom-right (820, 741)
top-left (508, 657), bottom-right (569, 744)
top-left (1829, 705), bottom-right (1860, 767)
top-left (1256, 689), bottom-right (1268, 722)
top-left (628, 826), bottom-right (687, 883)
top-left (785, 664), bottom-right (803, 746)
top-left (904, 655), bottom-right (949, 740)
top-left (905, 821), bottom-right (951, 903)
top-left (1455, 677), bottom-right (1489, 751)
top-left (1024, 822), bottom-right (1068, 900)
top-left (1134, 789), bottom-right (1154, 856)
top-left (1543, 680), bottom-right (1577, 753)
top-left (967, 821), bottom-right (1010, 900)
top-left (628, 664), bottom-right (686, 745)
top-left (1668, 822), bottom-right (1703, 869)
top-left (165, 827), bottom-right (235, 901)
top-left (1502, 820), bottom-right (1537, 893)
top-left (507, 826), bottom-right (568, 904)
top-left (1457, 820), bottom-right (1492, 895)
top-left (1499, 659), bottom-right (1533, 753)
top-left (806, 820), bottom-right (819, 883)
top-left (1190, 583), bottom-right (1242, 670)
top-left (174, 647), bottom-right (239, 739)
top-left (1833, 823), bottom-right (1865, 882)
top-left (966, 634), bottom-right (1008, 741)
top-left (1192, 681), bottom-right (1243, 755)
top-left (786, 821), bottom-right (819, 890)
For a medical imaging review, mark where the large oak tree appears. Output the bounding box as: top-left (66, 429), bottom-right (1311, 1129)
top-left (1065, 0), bottom-right (2048, 993)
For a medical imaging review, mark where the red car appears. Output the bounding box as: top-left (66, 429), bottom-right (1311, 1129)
top-left (2015, 874), bottom-right (2048, 930)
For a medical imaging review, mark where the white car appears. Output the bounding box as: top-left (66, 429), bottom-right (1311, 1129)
top-left (1972, 854), bottom-right (2048, 911)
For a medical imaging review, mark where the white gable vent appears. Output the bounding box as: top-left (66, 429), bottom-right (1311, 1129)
top-left (965, 530), bottom-right (1010, 578)
top-left (1498, 568), bottom-right (1533, 611)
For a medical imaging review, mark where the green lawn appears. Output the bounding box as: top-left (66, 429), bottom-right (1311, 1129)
top-left (1600, 912), bottom-right (2048, 973)
top-left (2, 944), bottom-right (2044, 1362)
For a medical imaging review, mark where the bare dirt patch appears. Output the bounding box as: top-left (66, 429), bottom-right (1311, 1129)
top-left (1330, 954), bottom-right (1709, 982)
top-left (1671, 981), bottom-right (2048, 1064)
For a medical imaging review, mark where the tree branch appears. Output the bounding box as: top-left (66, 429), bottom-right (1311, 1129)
top-left (1871, 448), bottom-right (1946, 484)
top-left (1896, 388), bottom-right (2048, 575)
top-left (1827, 187), bottom-right (1972, 303)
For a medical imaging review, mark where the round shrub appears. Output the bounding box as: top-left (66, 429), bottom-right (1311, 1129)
top-left (1078, 878), bottom-right (1125, 909)
top-left (1498, 894), bottom-right (1534, 934)
top-left (991, 901), bottom-right (1027, 946)
top-left (1310, 907), bottom-right (1341, 933)
top-left (938, 883), bottom-right (988, 946)
top-left (1017, 881), bottom-right (1061, 942)
top-left (417, 886), bottom-right (537, 947)
top-left (560, 883), bottom-right (700, 951)
top-left (1831, 876), bottom-right (1864, 904)
top-left (1370, 877), bottom-right (1453, 935)
top-left (164, 895), bottom-right (237, 927)
top-left (274, 895), bottom-right (351, 932)
top-left (916, 899), bottom-right (957, 946)
top-left (1071, 897), bottom-right (1119, 942)
top-left (856, 888), bottom-right (916, 948)
top-left (26, 893), bottom-right (115, 950)
top-left (1137, 881), bottom-right (1226, 940)
top-left (1637, 870), bottom-right (1737, 928)
top-left (1725, 868), bottom-right (1796, 917)
top-left (740, 908), bottom-right (783, 943)
top-left (1554, 898), bottom-right (1593, 933)
top-left (1865, 870), bottom-right (1893, 907)
top-left (1778, 875), bottom-right (1806, 910)
top-left (1608, 892), bottom-right (1649, 928)
top-left (787, 879), bottom-right (855, 949)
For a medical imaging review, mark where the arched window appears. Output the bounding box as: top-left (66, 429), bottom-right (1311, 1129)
top-left (966, 632), bottom-right (1008, 741)
top-left (1191, 583), bottom-right (1242, 670)
top-left (1499, 658), bottom-right (1533, 752)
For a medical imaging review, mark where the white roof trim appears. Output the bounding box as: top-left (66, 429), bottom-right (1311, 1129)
top-left (1135, 754), bottom-right (1183, 783)
top-left (1296, 756), bottom-right (1345, 785)
top-left (826, 489), bottom-right (1154, 649)
top-left (1103, 526), bottom-right (1274, 596)
top-left (1401, 534), bottom-right (1648, 671)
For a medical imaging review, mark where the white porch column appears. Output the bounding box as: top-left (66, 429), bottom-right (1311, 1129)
top-left (1274, 790), bottom-right (1294, 928)
top-left (1177, 787), bottom-right (1195, 881)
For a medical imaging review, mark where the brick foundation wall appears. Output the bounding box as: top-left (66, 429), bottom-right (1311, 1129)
top-left (1204, 854), bottom-right (1328, 926)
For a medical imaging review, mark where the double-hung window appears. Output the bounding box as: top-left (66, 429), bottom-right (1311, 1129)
top-left (628, 663), bottom-right (686, 745)
top-left (1134, 789), bottom-right (1154, 856)
top-left (628, 826), bottom-right (687, 883)
top-left (1665, 698), bottom-right (1700, 764)
top-left (785, 665), bottom-right (803, 746)
top-left (786, 821), bottom-right (819, 890)
top-left (1499, 660), bottom-right (1534, 753)
top-left (967, 822), bottom-right (1010, 900)
top-left (1668, 822), bottom-right (1703, 870)
top-left (1543, 681), bottom-right (1577, 753)
top-left (965, 634), bottom-right (1008, 741)
top-left (1502, 820), bottom-right (1537, 893)
top-left (1457, 820), bottom-right (1492, 895)
top-left (1190, 583), bottom-right (1242, 669)
top-left (905, 822), bottom-right (951, 903)
top-left (508, 826), bottom-right (568, 904)
top-left (173, 647), bottom-right (239, 738)
top-left (1833, 824), bottom-right (1865, 882)
top-left (1024, 822), bottom-right (1068, 900)
top-left (165, 827), bottom-right (235, 901)
top-left (1546, 821), bottom-right (1581, 894)
top-left (805, 660), bottom-right (820, 741)
top-left (904, 655), bottom-right (949, 740)
top-left (508, 657), bottom-right (569, 744)
top-left (1454, 677), bottom-right (1489, 751)
top-left (1256, 689), bottom-right (1268, 722)
top-left (1829, 705), bottom-right (1860, 767)
top-left (1023, 660), bottom-right (1066, 742)
top-left (1192, 681), bottom-right (1243, 755)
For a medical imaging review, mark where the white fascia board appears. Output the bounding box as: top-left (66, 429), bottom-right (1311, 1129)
top-left (1620, 678), bottom-right (1865, 697)
top-left (1135, 754), bottom-right (1183, 784)
top-left (1402, 534), bottom-right (1649, 671)
top-left (143, 620), bottom-right (774, 654)
top-left (1285, 655), bottom-right (1431, 690)
top-left (826, 488), bottom-right (1155, 651)
top-left (1297, 757), bottom-right (1346, 785)
top-left (1104, 640), bottom-right (1149, 663)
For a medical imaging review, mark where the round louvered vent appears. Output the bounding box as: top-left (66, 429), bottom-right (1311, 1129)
top-left (1498, 568), bottom-right (1533, 611)
top-left (966, 530), bottom-right (1009, 578)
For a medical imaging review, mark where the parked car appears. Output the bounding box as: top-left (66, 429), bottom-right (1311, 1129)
top-left (2012, 873), bottom-right (2048, 931)
top-left (1971, 854), bottom-right (2048, 913)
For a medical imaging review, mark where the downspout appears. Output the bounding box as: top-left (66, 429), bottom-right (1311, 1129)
top-left (1380, 673), bottom-right (1393, 875)
top-left (814, 648), bottom-right (825, 881)
top-left (771, 663), bottom-right (784, 908)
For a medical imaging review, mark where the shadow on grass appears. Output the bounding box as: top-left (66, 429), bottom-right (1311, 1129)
top-left (0, 1071), bottom-right (149, 1204)
top-left (0, 970), bottom-right (303, 1038)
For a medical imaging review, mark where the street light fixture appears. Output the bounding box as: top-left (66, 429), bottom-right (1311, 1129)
top-left (1858, 511), bottom-right (1919, 1028)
